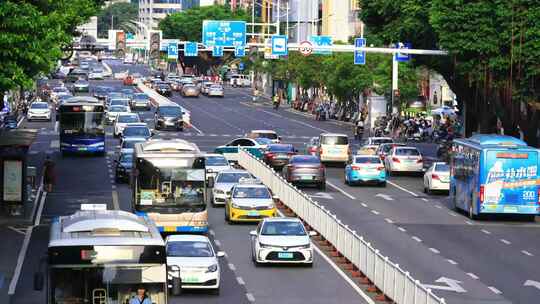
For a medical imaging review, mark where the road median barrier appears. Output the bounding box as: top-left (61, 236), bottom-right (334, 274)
top-left (233, 148), bottom-right (446, 304)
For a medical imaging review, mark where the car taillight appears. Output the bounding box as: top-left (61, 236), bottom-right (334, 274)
top-left (351, 165), bottom-right (361, 170)
top-left (319, 147), bottom-right (323, 155)
top-left (479, 185), bottom-right (485, 203)
top-left (432, 174), bottom-right (440, 180)
top-left (377, 166), bottom-right (385, 171)
top-left (265, 152), bottom-right (275, 159)
top-left (417, 158), bottom-right (423, 163)
top-left (308, 147), bottom-right (317, 153)
top-left (392, 157), bottom-right (400, 163)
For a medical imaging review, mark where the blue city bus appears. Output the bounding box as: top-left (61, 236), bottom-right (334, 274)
top-left (58, 97), bottom-right (105, 155)
top-left (450, 134), bottom-right (539, 220)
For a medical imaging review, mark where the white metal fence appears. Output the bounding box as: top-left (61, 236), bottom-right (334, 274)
top-left (236, 149), bottom-right (445, 304)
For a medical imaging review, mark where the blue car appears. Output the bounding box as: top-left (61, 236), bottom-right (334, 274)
top-left (214, 137), bottom-right (266, 159)
top-left (344, 155), bottom-right (386, 186)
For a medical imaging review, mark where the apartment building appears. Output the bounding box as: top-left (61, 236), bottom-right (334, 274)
top-left (138, 0), bottom-right (182, 30)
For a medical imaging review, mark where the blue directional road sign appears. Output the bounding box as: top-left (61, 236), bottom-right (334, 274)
top-left (271, 35), bottom-right (288, 56)
top-left (238, 62), bottom-right (245, 71)
top-left (212, 45), bottom-right (223, 57)
top-left (202, 20), bottom-right (246, 47)
top-left (354, 38), bottom-right (366, 65)
top-left (235, 46), bottom-right (245, 57)
top-left (167, 42), bottom-right (178, 60)
top-left (184, 42), bottom-right (198, 57)
top-left (395, 42), bottom-right (412, 62)
top-left (309, 35), bottom-right (333, 55)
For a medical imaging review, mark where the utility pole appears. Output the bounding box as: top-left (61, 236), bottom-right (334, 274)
top-left (392, 57), bottom-right (399, 114)
top-left (286, 1), bottom-right (289, 38)
top-left (252, 0), bottom-right (255, 38)
top-left (277, 0), bottom-right (280, 35)
top-left (111, 15), bottom-right (114, 30)
top-left (297, 0), bottom-right (300, 42)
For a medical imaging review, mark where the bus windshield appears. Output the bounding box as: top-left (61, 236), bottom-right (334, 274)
top-left (60, 112), bottom-right (104, 137)
top-left (136, 158), bottom-right (206, 211)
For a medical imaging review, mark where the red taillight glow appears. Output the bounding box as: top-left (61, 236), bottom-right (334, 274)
top-left (351, 165), bottom-right (361, 170)
top-left (417, 158), bottom-right (423, 163)
top-left (432, 174), bottom-right (440, 180)
top-left (377, 166), bottom-right (385, 171)
top-left (392, 157), bottom-right (400, 163)
top-left (265, 152), bottom-right (275, 159)
top-left (319, 147), bottom-right (323, 155)
top-left (479, 185), bottom-right (485, 203)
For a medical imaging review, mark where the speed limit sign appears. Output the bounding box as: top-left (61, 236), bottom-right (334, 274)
top-left (299, 40), bottom-right (313, 56)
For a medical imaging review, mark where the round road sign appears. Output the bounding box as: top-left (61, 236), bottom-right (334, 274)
top-left (299, 40), bottom-right (313, 56)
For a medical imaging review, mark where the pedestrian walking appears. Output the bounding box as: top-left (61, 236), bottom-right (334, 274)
top-left (43, 155), bottom-right (56, 193)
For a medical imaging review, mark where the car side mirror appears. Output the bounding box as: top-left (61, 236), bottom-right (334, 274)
top-left (33, 272), bottom-right (44, 291)
top-left (309, 231), bottom-right (318, 237)
top-left (272, 195), bottom-right (280, 202)
top-left (249, 230), bottom-right (257, 237)
top-left (207, 176), bottom-right (215, 188)
top-left (216, 251), bottom-right (225, 257)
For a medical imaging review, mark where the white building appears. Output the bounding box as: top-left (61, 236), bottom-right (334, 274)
top-left (76, 16), bottom-right (98, 40)
top-left (138, 0), bottom-right (182, 30)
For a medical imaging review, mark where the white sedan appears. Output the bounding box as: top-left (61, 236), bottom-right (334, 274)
top-left (166, 235), bottom-right (224, 294)
top-left (114, 113), bottom-right (141, 137)
top-left (27, 102), bottom-right (51, 121)
top-left (384, 146), bottom-right (424, 174)
top-left (423, 162), bottom-right (450, 193)
top-left (250, 217), bottom-right (316, 266)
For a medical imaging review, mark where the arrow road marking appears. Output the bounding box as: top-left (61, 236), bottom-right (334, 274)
top-left (423, 277), bottom-right (467, 293)
top-left (309, 192), bottom-right (334, 200)
top-left (524, 280), bottom-right (540, 290)
top-left (375, 193), bottom-right (394, 201)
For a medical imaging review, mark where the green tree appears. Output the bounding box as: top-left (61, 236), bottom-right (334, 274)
top-left (0, 0), bottom-right (101, 103)
top-left (97, 2), bottom-right (139, 38)
top-left (359, 0), bottom-right (540, 146)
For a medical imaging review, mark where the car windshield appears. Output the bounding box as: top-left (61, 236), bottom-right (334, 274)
top-left (233, 187), bottom-right (271, 199)
top-left (373, 138), bottom-right (393, 145)
top-left (110, 100), bottom-right (128, 106)
top-left (261, 221), bottom-right (306, 236)
top-left (31, 103), bottom-right (48, 109)
top-left (167, 241), bottom-right (213, 257)
top-left (255, 132), bottom-right (277, 139)
top-left (355, 157), bottom-right (381, 164)
top-left (268, 145), bottom-right (294, 152)
top-left (117, 115), bottom-right (139, 123)
top-left (133, 93), bottom-right (149, 100)
top-left (123, 126), bottom-right (150, 137)
top-left (122, 139), bottom-right (145, 149)
top-left (435, 164), bottom-right (450, 172)
top-left (395, 148), bottom-right (420, 156)
top-left (206, 156), bottom-right (229, 166)
top-left (290, 156), bottom-right (320, 164)
top-left (255, 138), bottom-right (272, 145)
top-left (92, 68), bottom-right (103, 73)
top-left (109, 106), bottom-right (127, 112)
top-left (321, 135), bottom-right (348, 145)
top-left (217, 172), bottom-right (251, 183)
top-left (119, 153), bottom-right (133, 164)
top-left (158, 107), bottom-right (182, 116)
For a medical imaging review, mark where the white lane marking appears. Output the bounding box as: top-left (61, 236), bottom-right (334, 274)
top-left (447, 259), bottom-right (458, 265)
top-left (190, 123), bottom-right (205, 135)
top-left (236, 276), bottom-right (245, 285)
top-left (398, 227), bottom-right (406, 232)
top-left (448, 211), bottom-right (458, 217)
top-left (326, 181), bottom-right (356, 200)
top-left (17, 116), bottom-right (25, 127)
top-left (228, 263), bottom-right (236, 271)
top-left (500, 239), bottom-right (511, 245)
top-left (258, 108), bottom-right (331, 133)
top-left (214, 239), bottom-right (222, 248)
top-left (209, 229), bottom-right (215, 236)
top-left (8, 226), bottom-right (34, 295)
top-left (371, 210), bottom-right (380, 215)
top-left (467, 273), bottom-right (479, 280)
top-left (481, 229), bottom-right (491, 235)
top-left (246, 293), bottom-right (255, 302)
top-left (384, 218), bottom-right (394, 224)
top-left (435, 205), bottom-right (443, 209)
top-left (521, 250), bottom-right (534, 256)
top-left (465, 220), bottom-right (474, 225)
top-left (375, 193), bottom-right (394, 201)
top-left (429, 248), bottom-right (440, 254)
top-left (361, 203), bottom-right (368, 207)
top-left (276, 209), bottom-right (375, 304)
top-left (112, 190), bottom-right (119, 210)
top-left (34, 192), bottom-right (47, 226)
top-left (488, 286), bottom-right (502, 294)
top-left (387, 180), bottom-right (419, 197)
top-left (50, 140), bottom-right (60, 149)
top-left (7, 226), bottom-right (27, 235)
top-left (422, 198), bottom-right (428, 202)
top-left (412, 236), bottom-right (422, 243)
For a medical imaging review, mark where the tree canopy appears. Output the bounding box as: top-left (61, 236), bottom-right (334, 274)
top-left (359, 0), bottom-right (540, 146)
top-left (97, 2), bottom-right (139, 38)
top-left (0, 0), bottom-right (101, 94)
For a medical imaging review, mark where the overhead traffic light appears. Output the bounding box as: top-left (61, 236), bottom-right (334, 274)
top-left (149, 31), bottom-right (161, 60)
top-left (115, 31), bottom-right (126, 58)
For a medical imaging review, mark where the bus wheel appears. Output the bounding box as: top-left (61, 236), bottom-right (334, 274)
top-left (468, 204), bottom-right (477, 220)
top-left (524, 215), bottom-right (536, 222)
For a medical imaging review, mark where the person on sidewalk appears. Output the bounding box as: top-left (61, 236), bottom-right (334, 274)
top-left (43, 155), bottom-right (56, 193)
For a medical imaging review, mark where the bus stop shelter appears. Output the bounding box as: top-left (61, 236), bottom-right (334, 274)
top-left (0, 129), bottom-right (37, 216)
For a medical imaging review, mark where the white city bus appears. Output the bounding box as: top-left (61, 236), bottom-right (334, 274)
top-left (34, 206), bottom-right (181, 303)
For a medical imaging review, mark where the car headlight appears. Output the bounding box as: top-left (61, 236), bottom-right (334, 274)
top-left (259, 243), bottom-right (274, 249)
top-left (231, 202), bottom-right (242, 209)
top-left (206, 264), bottom-right (218, 273)
top-left (213, 189), bottom-right (224, 195)
top-left (298, 243), bottom-right (311, 249)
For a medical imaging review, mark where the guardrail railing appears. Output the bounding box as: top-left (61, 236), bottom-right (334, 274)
top-left (236, 149), bottom-right (445, 304)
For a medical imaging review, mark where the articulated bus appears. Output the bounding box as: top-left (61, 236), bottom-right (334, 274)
top-left (132, 139), bottom-right (210, 233)
top-left (450, 135), bottom-right (539, 220)
top-left (34, 206), bottom-right (180, 304)
top-left (58, 96), bottom-right (105, 155)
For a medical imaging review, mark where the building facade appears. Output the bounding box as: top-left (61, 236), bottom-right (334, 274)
top-left (321, 0), bottom-right (362, 43)
top-left (139, 0), bottom-right (182, 30)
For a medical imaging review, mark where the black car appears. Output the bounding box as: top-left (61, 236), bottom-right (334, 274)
top-left (93, 86), bottom-right (113, 100)
top-left (65, 69), bottom-right (88, 83)
top-left (114, 151), bottom-right (133, 183)
top-left (155, 84), bottom-right (172, 97)
top-left (154, 105), bottom-right (183, 131)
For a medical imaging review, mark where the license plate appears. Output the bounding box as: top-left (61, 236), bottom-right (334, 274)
top-left (183, 276), bottom-right (199, 283)
top-left (78, 147), bottom-right (87, 151)
top-left (503, 206), bottom-right (518, 213)
top-left (248, 211), bottom-right (259, 216)
top-left (278, 252), bottom-right (293, 259)
top-left (301, 176), bottom-right (312, 180)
